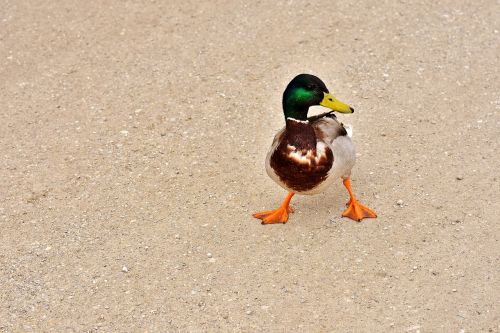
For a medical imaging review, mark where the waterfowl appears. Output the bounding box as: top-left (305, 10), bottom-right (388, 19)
top-left (253, 74), bottom-right (377, 224)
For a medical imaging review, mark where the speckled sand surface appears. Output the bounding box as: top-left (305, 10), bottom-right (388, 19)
top-left (1, 0), bottom-right (499, 332)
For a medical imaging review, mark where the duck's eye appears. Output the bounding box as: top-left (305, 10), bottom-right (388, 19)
top-left (329, 98), bottom-right (333, 102)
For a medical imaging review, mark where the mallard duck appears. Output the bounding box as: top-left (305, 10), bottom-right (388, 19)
top-left (253, 74), bottom-right (377, 224)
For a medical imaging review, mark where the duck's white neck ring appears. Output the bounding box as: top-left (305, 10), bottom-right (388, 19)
top-left (286, 117), bottom-right (309, 124)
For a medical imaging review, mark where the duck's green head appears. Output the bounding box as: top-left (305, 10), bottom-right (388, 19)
top-left (282, 74), bottom-right (354, 121)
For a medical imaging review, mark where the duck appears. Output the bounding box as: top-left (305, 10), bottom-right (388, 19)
top-left (253, 74), bottom-right (377, 224)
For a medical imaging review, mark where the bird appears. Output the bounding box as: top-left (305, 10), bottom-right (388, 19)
top-left (253, 74), bottom-right (377, 224)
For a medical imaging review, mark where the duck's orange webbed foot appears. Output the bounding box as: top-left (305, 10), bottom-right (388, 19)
top-left (253, 206), bottom-right (291, 224)
top-left (341, 178), bottom-right (377, 222)
top-left (253, 192), bottom-right (294, 224)
top-left (342, 200), bottom-right (377, 221)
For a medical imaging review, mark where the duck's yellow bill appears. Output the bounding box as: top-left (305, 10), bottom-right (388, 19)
top-left (320, 92), bottom-right (354, 113)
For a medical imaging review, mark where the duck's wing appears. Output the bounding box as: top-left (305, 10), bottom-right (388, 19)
top-left (307, 110), bottom-right (336, 122)
top-left (310, 112), bottom-right (351, 145)
top-left (269, 127), bottom-right (286, 151)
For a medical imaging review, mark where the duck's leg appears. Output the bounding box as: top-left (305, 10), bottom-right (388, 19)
top-left (253, 192), bottom-right (295, 224)
top-left (341, 178), bottom-right (377, 221)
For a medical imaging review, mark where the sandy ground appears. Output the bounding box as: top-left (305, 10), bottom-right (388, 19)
top-left (1, 0), bottom-right (499, 332)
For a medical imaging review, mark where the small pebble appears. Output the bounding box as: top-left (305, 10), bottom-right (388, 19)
top-left (207, 253), bottom-right (212, 258)
top-left (246, 310), bottom-right (253, 315)
top-left (452, 288), bottom-right (457, 292)
top-left (456, 176), bottom-right (464, 180)
top-left (397, 199), bottom-right (404, 206)
top-left (175, 234), bottom-right (180, 239)
top-left (122, 266), bottom-right (128, 273)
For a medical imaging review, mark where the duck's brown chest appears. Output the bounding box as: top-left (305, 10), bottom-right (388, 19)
top-left (269, 119), bottom-right (333, 192)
